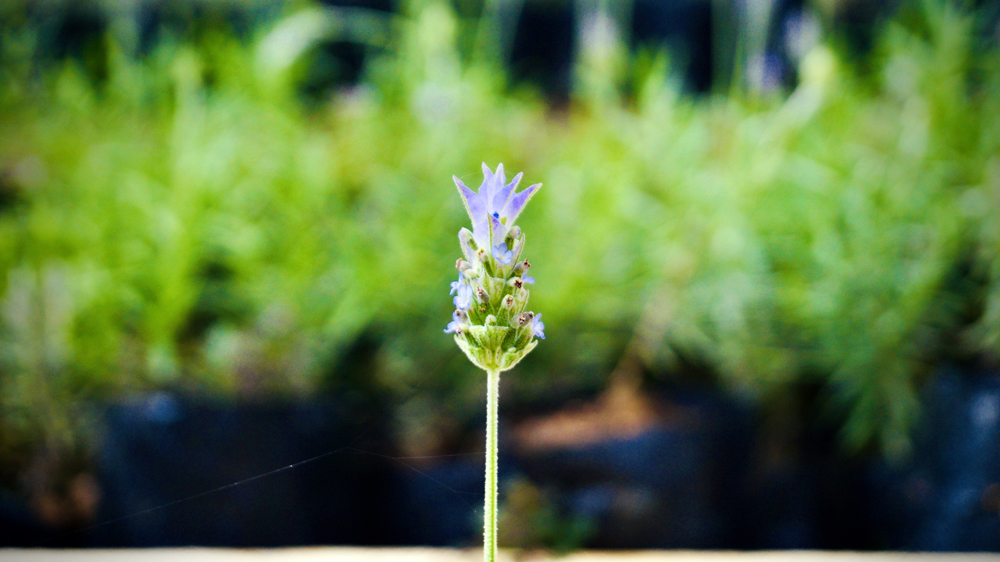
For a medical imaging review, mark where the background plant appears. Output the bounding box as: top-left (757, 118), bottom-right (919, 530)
top-left (0, 0), bottom-right (999, 521)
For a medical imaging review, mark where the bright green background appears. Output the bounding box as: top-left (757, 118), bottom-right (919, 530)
top-left (1, 0), bottom-right (999, 488)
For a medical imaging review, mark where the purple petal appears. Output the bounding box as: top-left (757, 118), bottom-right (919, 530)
top-left (531, 313), bottom-right (545, 339)
top-left (481, 163), bottom-right (505, 209)
top-left (522, 276), bottom-right (535, 284)
top-left (492, 243), bottom-right (513, 265)
top-left (454, 284), bottom-right (472, 309)
top-left (454, 176), bottom-right (485, 222)
top-left (492, 171), bottom-right (521, 216)
top-left (455, 176), bottom-right (490, 247)
top-left (501, 183), bottom-right (541, 225)
top-left (450, 271), bottom-right (465, 295)
top-left (479, 163), bottom-right (496, 204)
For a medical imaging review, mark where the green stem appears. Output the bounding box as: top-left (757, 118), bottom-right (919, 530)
top-left (484, 368), bottom-right (500, 562)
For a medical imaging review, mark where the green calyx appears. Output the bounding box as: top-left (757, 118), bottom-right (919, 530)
top-left (452, 229), bottom-right (540, 373)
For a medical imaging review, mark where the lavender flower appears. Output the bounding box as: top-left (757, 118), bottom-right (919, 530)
top-left (444, 310), bottom-right (468, 334)
top-left (449, 272), bottom-right (463, 295)
top-left (453, 163), bottom-right (541, 250)
top-left (447, 163), bottom-right (544, 372)
top-left (454, 283), bottom-right (472, 310)
top-left (448, 270), bottom-right (472, 310)
top-left (529, 313), bottom-right (545, 339)
top-left (492, 243), bottom-right (513, 265)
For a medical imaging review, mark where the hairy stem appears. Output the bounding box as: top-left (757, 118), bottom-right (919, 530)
top-left (484, 368), bottom-right (500, 562)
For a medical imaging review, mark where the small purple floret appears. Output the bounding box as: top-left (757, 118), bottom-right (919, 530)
top-left (445, 310), bottom-right (466, 334)
top-left (530, 313), bottom-right (545, 339)
top-left (453, 283), bottom-right (472, 309)
top-left (492, 243), bottom-right (513, 265)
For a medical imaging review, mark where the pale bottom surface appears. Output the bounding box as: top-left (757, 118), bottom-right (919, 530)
top-left (0, 549), bottom-right (996, 562)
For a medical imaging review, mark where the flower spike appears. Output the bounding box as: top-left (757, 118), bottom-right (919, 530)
top-left (447, 164), bottom-right (543, 372)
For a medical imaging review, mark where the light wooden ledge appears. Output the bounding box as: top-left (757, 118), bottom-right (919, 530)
top-left (0, 549), bottom-right (996, 562)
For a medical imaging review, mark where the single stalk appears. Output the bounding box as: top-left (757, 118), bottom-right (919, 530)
top-left (483, 368), bottom-right (500, 562)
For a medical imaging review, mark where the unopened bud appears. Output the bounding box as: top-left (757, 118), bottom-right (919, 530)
top-left (477, 287), bottom-right (489, 303)
top-left (517, 312), bottom-right (535, 326)
top-left (505, 226), bottom-right (522, 246)
top-left (512, 259), bottom-right (530, 276)
top-left (502, 295), bottom-right (514, 308)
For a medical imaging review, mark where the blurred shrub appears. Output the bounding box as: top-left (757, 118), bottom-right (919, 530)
top-left (0, 0), bottom-right (999, 489)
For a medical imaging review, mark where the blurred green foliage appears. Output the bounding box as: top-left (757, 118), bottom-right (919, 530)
top-left (0, 0), bottom-right (999, 488)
